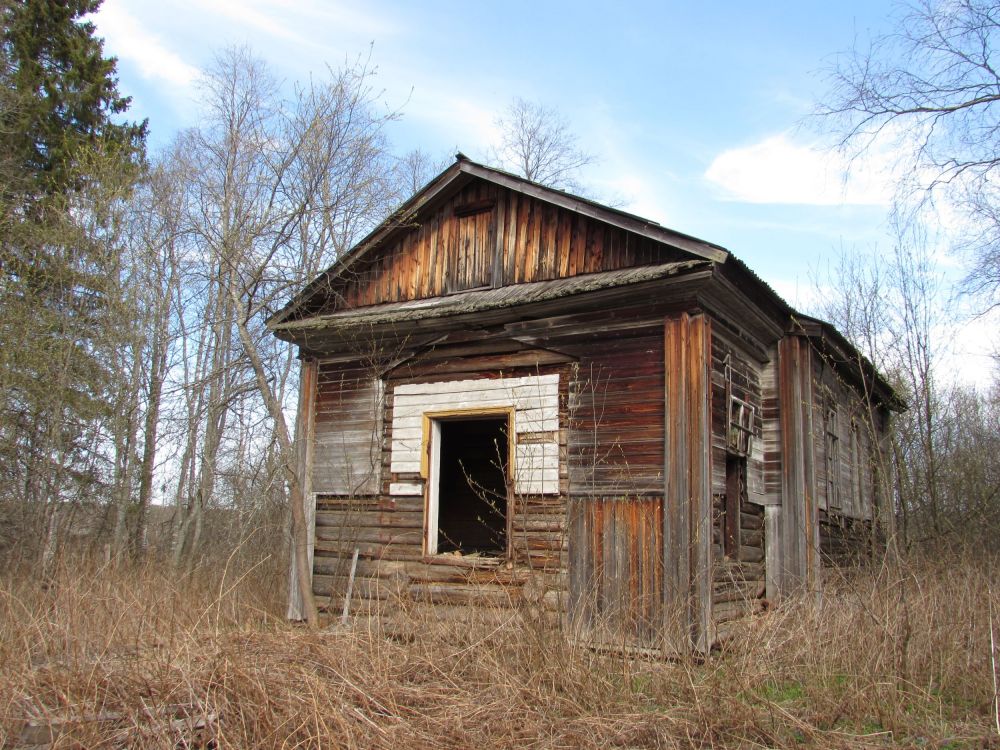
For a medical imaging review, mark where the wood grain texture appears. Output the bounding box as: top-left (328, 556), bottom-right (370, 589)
top-left (312, 363), bottom-right (383, 496)
top-left (662, 313), bottom-right (713, 652)
top-left (568, 497), bottom-right (664, 648)
top-left (569, 335), bottom-right (665, 496)
top-left (318, 181), bottom-right (688, 314)
top-left (777, 335), bottom-right (820, 596)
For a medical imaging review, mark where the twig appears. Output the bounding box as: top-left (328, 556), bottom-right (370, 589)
top-left (990, 585), bottom-right (999, 736)
top-left (341, 547), bottom-right (360, 626)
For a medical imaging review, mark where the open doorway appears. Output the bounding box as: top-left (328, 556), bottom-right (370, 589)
top-left (428, 415), bottom-right (510, 556)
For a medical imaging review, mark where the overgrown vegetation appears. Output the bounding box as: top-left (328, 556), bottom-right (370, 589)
top-left (0, 552), bottom-right (996, 748)
top-left (1, 2), bottom-right (1000, 746)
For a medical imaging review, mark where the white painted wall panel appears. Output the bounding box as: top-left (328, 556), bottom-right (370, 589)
top-left (389, 482), bottom-right (424, 496)
top-left (391, 374), bottom-right (560, 495)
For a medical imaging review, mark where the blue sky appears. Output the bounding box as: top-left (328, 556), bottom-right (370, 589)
top-left (91, 0), bottom-right (997, 383)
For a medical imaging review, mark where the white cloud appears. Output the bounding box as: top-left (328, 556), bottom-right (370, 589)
top-left (404, 90), bottom-right (502, 154)
top-left (94, 3), bottom-right (200, 89)
top-left (938, 309), bottom-right (999, 388)
top-left (704, 131), bottom-right (897, 207)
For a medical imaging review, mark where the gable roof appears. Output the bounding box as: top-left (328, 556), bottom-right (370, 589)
top-left (267, 155), bottom-right (904, 412)
top-left (267, 155), bottom-right (729, 327)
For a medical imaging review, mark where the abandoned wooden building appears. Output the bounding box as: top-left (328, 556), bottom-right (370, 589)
top-left (267, 155), bottom-right (903, 651)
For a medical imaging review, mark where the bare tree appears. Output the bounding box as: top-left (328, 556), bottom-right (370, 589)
top-left (393, 148), bottom-right (449, 196)
top-left (820, 0), bottom-right (1000, 309)
top-left (490, 97), bottom-right (594, 190)
top-left (153, 46), bottom-right (397, 624)
top-left (811, 225), bottom-right (992, 547)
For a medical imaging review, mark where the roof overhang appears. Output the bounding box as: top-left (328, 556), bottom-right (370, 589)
top-left (272, 260), bottom-right (715, 355)
top-left (793, 315), bottom-right (906, 412)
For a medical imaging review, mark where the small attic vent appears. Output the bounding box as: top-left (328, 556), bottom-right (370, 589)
top-left (453, 198), bottom-right (495, 217)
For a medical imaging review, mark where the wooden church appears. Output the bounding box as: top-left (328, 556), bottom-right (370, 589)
top-left (267, 156), bottom-right (902, 651)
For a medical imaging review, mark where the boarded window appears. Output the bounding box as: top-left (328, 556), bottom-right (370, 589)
top-left (312, 369), bottom-right (384, 496)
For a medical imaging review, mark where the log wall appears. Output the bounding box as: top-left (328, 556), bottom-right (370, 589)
top-left (711, 499), bottom-right (766, 636)
top-left (810, 357), bottom-right (881, 521)
top-left (706, 325), bottom-right (769, 630)
top-left (568, 333), bottom-right (665, 497)
top-left (312, 352), bottom-right (572, 618)
top-left (819, 509), bottom-right (875, 570)
top-left (305, 325), bottom-right (888, 643)
top-left (810, 353), bottom-right (887, 570)
top-left (709, 328), bottom-right (765, 502)
top-left (312, 363), bottom-right (383, 496)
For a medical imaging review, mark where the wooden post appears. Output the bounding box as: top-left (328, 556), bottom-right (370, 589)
top-left (663, 313), bottom-right (713, 653)
top-left (764, 506), bottom-right (782, 602)
top-left (287, 358), bottom-right (318, 620)
top-left (777, 336), bottom-right (820, 597)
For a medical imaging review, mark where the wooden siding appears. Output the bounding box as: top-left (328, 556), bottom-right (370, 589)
top-left (389, 374), bottom-right (560, 495)
top-left (284, 171), bottom-right (902, 648)
top-left (810, 357), bottom-right (880, 521)
top-left (819, 509), bottom-right (875, 570)
top-left (312, 363), bottom-right (383, 495)
top-left (778, 335), bottom-right (820, 595)
top-left (324, 181), bottom-right (687, 313)
top-left (760, 352), bottom-right (782, 506)
top-left (569, 334), bottom-right (665, 497)
top-left (709, 328), bottom-right (765, 503)
top-left (568, 497), bottom-right (663, 647)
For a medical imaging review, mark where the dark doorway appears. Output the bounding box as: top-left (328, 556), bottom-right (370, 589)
top-left (436, 417), bottom-right (509, 556)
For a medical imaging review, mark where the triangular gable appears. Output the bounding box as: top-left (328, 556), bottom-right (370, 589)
top-left (268, 156), bottom-right (728, 327)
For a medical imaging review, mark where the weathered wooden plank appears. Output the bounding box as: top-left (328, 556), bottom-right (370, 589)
top-left (288, 357), bottom-right (319, 621)
top-left (663, 313), bottom-right (713, 652)
top-left (778, 335), bottom-right (820, 598)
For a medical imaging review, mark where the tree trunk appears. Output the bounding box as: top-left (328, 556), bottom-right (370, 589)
top-left (229, 286), bottom-right (318, 627)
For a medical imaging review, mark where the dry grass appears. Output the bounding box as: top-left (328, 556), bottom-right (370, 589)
top-left (0, 552), bottom-right (997, 749)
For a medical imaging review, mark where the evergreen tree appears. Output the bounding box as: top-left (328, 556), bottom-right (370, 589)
top-left (1, 0), bottom-right (145, 196)
top-left (0, 0), bottom-right (147, 546)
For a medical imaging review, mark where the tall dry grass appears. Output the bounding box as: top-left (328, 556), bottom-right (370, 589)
top-left (0, 551), bottom-right (997, 748)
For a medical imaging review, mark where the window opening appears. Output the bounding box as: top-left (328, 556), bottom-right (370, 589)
top-left (430, 416), bottom-right (510, 556)
top-left (825, 406), bottom-right (841, 511)
top-left (724, 354), bottom-right (754, 457)
top-left (728, 397), bottom-right (755, 456)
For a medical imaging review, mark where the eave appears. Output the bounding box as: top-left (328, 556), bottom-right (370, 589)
top-left (272, 260), bottom-right (715, 355)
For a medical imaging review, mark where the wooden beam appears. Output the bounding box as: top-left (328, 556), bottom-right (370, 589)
top-left (777, 335), bottom-right (820, 598)
top-left (287, 357), bottom-right (318, 620)
top-left (663, 313), bottom-right (713, 653)
top-left (453, 198), bottom-right (496, 217)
